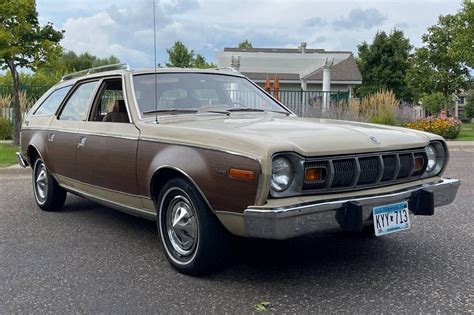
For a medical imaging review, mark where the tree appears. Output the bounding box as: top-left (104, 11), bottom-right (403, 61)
top-left (238, 40), bottom-right (253, 49)
top-left (355, 29), bottom-right (413, 101)
top-left (464, 92), bottom-right (474, 119)
top-left (407, 14), bottom-right (471, 111)
top-left (0, 0), bottom-right (63, 145)
top-left (419, 92), bottom-right (445, 116)
top-left (452, 0), bottom-right (474, 68)
top-left (192, 54), bottom-right (215, 69)
top-left (166, 41), bottom-right (194, 68)
top-left (165, 41), bottom-right (215, 68)
top-left (51, 51), bottom-right (120, 72)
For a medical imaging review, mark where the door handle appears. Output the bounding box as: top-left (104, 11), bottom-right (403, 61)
top-left (77, 136), bottom-right (87, 148)
top-left (48, 133), bottom-right (55, 142)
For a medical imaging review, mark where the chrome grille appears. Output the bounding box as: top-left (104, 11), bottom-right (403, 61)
top-left (302, 149), bottom-right (427, 193)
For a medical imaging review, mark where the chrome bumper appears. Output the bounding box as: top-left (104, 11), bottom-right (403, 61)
top-left (16, 152), bottom-right (28, 168)
top-left (244, 178), bottom-right (460, 239)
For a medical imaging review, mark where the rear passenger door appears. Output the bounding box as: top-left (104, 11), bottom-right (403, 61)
top-left (75, 77), bottom-right (140, 207)
top-left (47, 80), bottom-right (100, 180)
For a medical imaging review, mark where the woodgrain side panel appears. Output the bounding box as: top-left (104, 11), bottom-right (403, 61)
top-left (137, 141), bottom-right (261, 213)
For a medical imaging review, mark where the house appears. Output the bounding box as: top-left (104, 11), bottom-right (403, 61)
top-left (451, 90), bottom-right (469, 119)
top-left (215, 42), bottom-right (362, 96)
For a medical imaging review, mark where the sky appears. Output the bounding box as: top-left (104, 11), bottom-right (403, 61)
top-left (36, 0), bottom-right (462, 68)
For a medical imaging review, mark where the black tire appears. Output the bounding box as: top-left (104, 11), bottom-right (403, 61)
top-left (32, 158), bottom-right (67, 211)
top-left (157, 177), bottom-right (229, 276)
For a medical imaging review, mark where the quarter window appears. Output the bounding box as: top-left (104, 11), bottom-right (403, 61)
top-left (34, 86), bottom-right (71, 116)
top-left (59, 81), bottom-right (99, 121)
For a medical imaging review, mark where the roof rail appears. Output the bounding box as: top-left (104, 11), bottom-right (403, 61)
top-left (61, 63), bottom-right (130, 81)
top-left (214, 67), bottom-right (241, 74)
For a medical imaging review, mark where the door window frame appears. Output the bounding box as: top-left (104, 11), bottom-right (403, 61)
top-left (56, 79), bottom-right (101, 121)
top-left (88, 76), bottom-right (130, 123)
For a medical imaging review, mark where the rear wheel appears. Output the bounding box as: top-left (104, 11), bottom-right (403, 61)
top-left (32, 159), bottom-right (67, 211)
top-left (157, 177), bottom-right (229, 275)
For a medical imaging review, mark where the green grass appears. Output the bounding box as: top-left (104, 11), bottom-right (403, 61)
top-left (0, 143), bottom-right (19, 167)
top-left (456, 123), bottom-right (474, 141)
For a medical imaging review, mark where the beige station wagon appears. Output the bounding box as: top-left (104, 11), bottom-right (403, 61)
top-left (17, 64), bottom-right (460, 275)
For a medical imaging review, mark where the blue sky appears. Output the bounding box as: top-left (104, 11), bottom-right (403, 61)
top-left (36, 0), bottom-right (461, 68)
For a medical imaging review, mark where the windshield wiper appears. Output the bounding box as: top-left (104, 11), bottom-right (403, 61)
top-left (143, 108), bottom-right (198, 115)
top-left (226, 107), bottom-right (290, 115)
top-left (226, 108), bottom-right (266, 112)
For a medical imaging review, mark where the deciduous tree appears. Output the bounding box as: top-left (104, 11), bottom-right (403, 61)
top-left (0, 0), bottom-right (63, 145)
top-left (165, 41), bottom-right (215, 68)
top-left (166, 41), bottom-right (194, 68)
top-left (407, 14), bottom-right (471, 111)
top-left (356, 30), bottom-right (413, 101)
top-left (238, 40), bottom-right (253, 49)
top-left (192, 54), bottom-right (215, 69)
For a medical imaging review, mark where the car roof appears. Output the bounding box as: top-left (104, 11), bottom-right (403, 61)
top-left (55, 67), bottom-right (245, 89)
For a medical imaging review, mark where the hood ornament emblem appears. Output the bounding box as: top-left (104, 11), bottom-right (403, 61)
top-left (370, 136), bottom-right (381, 144)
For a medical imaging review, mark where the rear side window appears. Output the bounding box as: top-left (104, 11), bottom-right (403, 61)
top-left (59, 81), bottom-right (99, 121)
top-left (34, 86), bottom-right (71, 116)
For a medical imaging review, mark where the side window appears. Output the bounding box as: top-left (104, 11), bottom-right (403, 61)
top-left (34, 86), bottom-right (71, 116)
top-left (90, 78), bottom-right (129, 123)
top-left (59, 81), bottom-right (98, 121)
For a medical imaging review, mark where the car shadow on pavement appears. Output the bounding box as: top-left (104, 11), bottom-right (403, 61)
top-left (61, 194), bottom-right (400, 281)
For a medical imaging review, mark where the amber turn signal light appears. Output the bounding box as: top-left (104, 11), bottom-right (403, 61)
top-left (229, 168), bottom-right (255, 181)
top-left (305, 168), bottom-right (324, 182)
top-left (414, 157), bottom-right (424, 171)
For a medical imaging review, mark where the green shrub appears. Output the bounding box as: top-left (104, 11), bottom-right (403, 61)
top-left (0, 118), bottom-right (13, 140)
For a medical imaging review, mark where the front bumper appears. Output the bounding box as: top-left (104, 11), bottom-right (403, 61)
top-left (244, 178), bottom-right (460, 239)
top-left (16, 152), bottom-right (28, 168)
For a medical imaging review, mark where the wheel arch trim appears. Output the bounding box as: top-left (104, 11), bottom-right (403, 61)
top-left (149, 165), bottom-right (215, 214)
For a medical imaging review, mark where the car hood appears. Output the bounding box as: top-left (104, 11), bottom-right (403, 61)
top-left (139, 114), bottom-right (439, 159)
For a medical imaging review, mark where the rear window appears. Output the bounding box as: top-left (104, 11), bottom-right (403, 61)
top-left (34, 86), bottom-right (71, 116)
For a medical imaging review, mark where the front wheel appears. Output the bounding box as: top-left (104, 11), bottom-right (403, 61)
top-left (157, 178), bottom-right (229, 275)
top-left (32, 159), bottom-right (67, 211)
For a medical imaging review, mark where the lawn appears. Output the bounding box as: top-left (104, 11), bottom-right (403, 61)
top-left (457, 123), bottom-right (474, 141)
top-left (0, 143), bottom-right (19, 167)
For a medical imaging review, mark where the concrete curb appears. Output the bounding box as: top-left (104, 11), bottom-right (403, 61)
top-left (446, 141), bottom-right (474, 151)
top-left (0, 164), bottom-right (31, 177)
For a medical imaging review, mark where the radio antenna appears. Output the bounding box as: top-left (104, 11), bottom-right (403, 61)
top-left (153, 0), bottom-right (158, 124)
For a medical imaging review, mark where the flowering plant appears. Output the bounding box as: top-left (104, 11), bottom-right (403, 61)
top-left (404, 114), bottom-right (462, 139)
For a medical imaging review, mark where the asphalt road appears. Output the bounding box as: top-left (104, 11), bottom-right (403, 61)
top-left (1, 151), bottom-right (473, 313)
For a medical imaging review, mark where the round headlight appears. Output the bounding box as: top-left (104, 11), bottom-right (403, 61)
top-left (425, 144), bottom-right (437, 172)
top-left (271, 157), bottom-right (294, 192)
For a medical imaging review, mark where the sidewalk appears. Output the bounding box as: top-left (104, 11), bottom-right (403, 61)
top-left (445, 140), bottom-right (474, 151)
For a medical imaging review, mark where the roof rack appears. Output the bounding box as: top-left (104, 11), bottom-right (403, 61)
top-left (61, 63), bottom-right (130, 81)
top-left (214, 67), bottom-right (241, 74)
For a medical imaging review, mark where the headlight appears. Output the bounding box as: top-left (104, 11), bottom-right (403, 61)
top-left (271, 157), bottom-right (294, 192)
top-left (422, 141), bottom-right (447, 177)
top-left (425, 144), bottom-right (437, 172)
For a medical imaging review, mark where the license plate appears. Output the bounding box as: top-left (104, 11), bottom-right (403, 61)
top-left (373, 201), bottom-right (410, 236)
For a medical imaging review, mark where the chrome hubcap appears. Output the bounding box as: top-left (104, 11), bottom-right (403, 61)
top-left (166, 195), bottom-right (197, 256)
top-left (35, 163), bottom-right (48, 201)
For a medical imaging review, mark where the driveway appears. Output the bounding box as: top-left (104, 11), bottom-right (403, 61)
top-left (0, 151), bottom-right (472, 313)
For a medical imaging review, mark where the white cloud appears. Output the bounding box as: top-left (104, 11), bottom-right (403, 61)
top-left (38, 0), bottom-right (461, 68)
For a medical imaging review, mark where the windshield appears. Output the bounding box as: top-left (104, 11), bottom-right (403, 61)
top-left (132, 73), bottom-right (288, 116)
